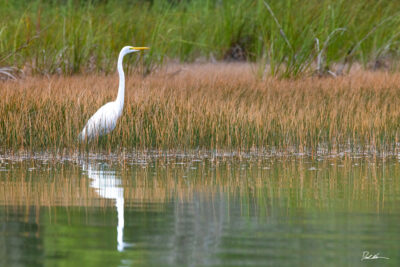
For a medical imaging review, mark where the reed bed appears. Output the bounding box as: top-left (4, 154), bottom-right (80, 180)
top-left (1, 63), bottom-right (400, 151)
top-left (2, 0), bottom-right (400, 77)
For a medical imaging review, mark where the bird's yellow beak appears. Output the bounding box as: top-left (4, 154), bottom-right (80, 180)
top-left (130, 47), bottom-right (150, 50)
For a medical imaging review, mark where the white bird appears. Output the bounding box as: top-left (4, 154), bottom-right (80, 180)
top-left (79, 46), bottom-right (149, 141)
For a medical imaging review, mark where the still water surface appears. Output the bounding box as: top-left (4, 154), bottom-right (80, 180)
top-left (0, 153), bottom-right (399, 266)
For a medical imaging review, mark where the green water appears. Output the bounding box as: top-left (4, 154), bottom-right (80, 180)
top-left (0, 154), bottom-right (399, 266)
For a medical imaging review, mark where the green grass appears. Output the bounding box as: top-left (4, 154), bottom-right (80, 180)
top-left (1, 0), bottom-right (400, 77)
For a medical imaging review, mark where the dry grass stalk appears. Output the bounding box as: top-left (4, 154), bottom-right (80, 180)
top-left (1, 63), bottom-right (400, 151)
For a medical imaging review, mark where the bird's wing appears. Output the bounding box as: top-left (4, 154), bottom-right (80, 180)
top-left (79, 102), bottom-right (120, 140)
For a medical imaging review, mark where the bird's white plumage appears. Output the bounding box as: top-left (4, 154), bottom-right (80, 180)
top-left (79, 101), bottom-right (121, 140)
top-left (79, 46), bottom-right (148, 141)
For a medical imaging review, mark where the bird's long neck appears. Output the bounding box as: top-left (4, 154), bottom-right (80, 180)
top-left (116, 51), bottom-right (126, 113)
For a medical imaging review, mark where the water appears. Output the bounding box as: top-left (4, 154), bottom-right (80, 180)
top-left (0, 154), bottom-right (399, 266)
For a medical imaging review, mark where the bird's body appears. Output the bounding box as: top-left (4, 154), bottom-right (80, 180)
top-left (79, 101), bottom-right (121, 140)
top-left (79, 46), bottom-right (149, 141)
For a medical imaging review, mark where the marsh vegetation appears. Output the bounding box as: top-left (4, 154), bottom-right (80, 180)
top-left (1, 63), bottom-right (400, 151)
top-left (1, 1), bottom-right (400, 266)
top-left (2, 0), bottom-right (400, 78)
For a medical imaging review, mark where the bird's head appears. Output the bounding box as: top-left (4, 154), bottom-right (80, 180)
top-left (121, 46), bottom-right (149, 56)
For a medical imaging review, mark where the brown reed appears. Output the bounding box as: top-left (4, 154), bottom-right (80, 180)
top-left (1, 63), bottom-right (400, 152)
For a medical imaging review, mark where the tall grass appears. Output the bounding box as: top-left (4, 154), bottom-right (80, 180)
top-left (1, 0), bottom-right (400, 77)
top-left (1, 63), bottom-right (400, 151)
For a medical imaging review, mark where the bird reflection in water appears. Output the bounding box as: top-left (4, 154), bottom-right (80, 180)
top-left (82, 162), bottom-right (130, 252)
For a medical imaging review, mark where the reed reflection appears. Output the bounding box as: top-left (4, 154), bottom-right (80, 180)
top-left (83, 162), bottom-right (129, 252)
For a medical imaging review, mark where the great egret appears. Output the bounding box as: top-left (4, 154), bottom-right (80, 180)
top-left (79, 46), bottom-right (149, 141)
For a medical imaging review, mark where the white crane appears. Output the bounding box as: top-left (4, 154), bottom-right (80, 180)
top-left (79, 46), bottom-right (149, 141)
